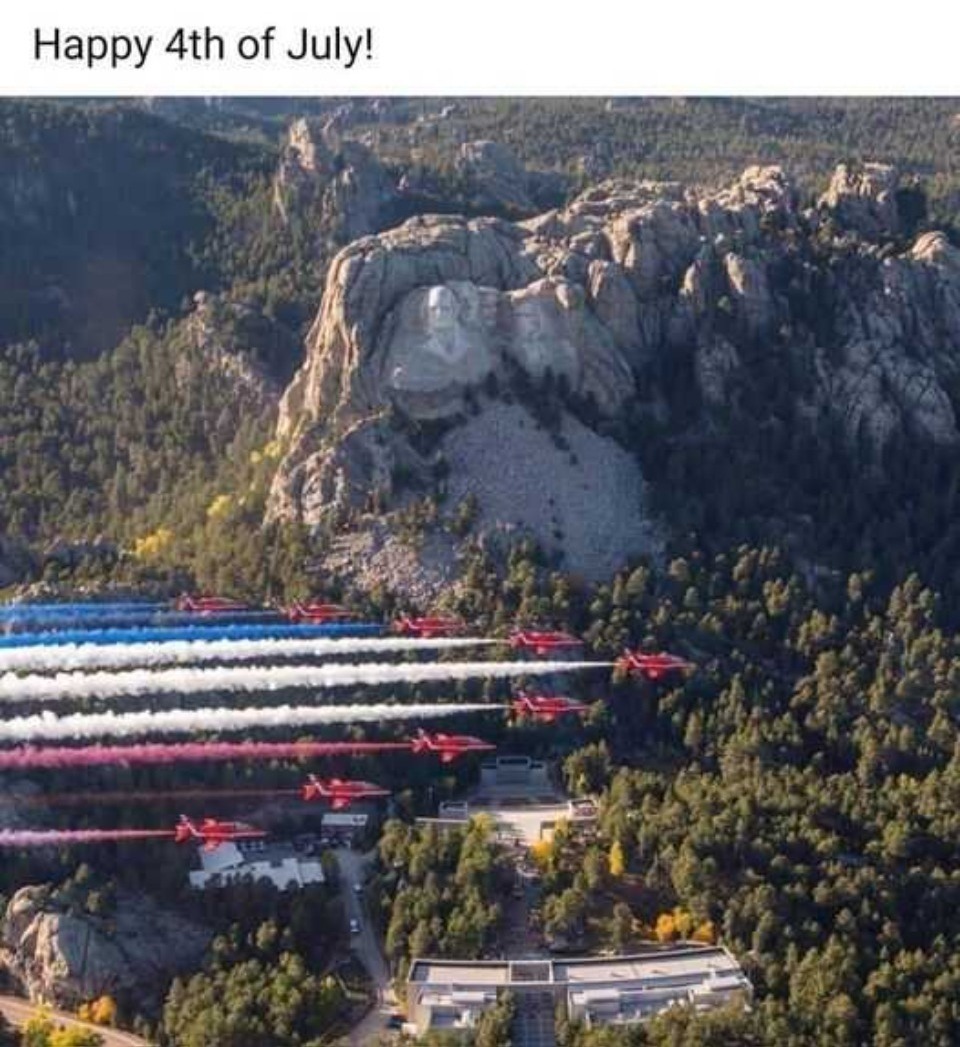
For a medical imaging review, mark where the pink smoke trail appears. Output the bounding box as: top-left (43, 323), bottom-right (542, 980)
top-left (0, 740), bottom-right (415, 770)
top-left (17, 788), bottom-right (303, 807)
top-left (0, 828), bottom-right (175, 847)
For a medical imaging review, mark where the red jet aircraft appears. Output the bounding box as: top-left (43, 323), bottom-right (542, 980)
top-left (393, 615), bottom-right (467, 638)
top-left (409, 729), bottom-right (496, 763)
top-left (173, 816), bottom-right (266, 851)
top-left (286, 601), bottom-right (359, 624)
top-left (616, 650), bottom-right (694, 680)
top-left (301, 776), bottom-right (390, 808)
top-left (509, 630), bottom-right (583, 656)
top-left (512, 691), bottom-right (590, 723)
top-left (176, 595), bottom-right (250, 615)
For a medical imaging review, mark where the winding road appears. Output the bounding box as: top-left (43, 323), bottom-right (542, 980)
top-left (0, 994), bottom-right (150, 1046)
top-left (335, 848), bottom-right (398, 1046)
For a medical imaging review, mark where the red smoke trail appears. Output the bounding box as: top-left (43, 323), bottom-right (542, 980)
top-left (18, 788), bottom-right (303, 807)
top-left (0, 740), bottom-right (414, 771)
top-left (0, 828), bottom-right (175, 847)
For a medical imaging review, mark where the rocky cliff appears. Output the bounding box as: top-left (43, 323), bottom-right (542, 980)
top-left (0, 886), bottom-right (209, 1011)
top-left (267, 160), bottom-right (960, 592)
top-left (273, 117), bottom-right (398, 244)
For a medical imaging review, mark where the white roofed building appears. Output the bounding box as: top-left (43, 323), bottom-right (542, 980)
top-left (406, 946), bottom-right (752, 1035)
top-left (188, 839), bottom-right (325, 890)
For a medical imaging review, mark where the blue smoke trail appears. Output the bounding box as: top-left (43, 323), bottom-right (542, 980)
top-left (0, 622), bottom-right (385, 649)
top-left (2, 610), bottom-right (285, 633)
top-left (0, 601), bottom-right (167, 618)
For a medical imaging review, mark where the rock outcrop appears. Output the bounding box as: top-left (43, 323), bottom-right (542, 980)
top-left (267, 162), bottom-right (960, 589)
top-left (456, 140), bottom-right (536, 214)
top-left (819, 161), bottom-right (900, 239)
top-left (273, 117), bottom-right (398, 243)
top-left (0, 887), bottom-right (209, 1011)
top-left (184, 291), bottom-right (287, 396)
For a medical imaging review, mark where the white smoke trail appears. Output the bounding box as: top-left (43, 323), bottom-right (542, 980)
top-left (0, 660), bottom-right (604, 705)
top-left (0, 702), bottom-right (497, 742)
top-left (0, 636), bottom-right (497, 674)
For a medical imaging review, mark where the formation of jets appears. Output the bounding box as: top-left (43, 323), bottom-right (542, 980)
top-left (176, 598), bottom-right (696, 682)
top-left (168, 598), bottom-right (695, 675)
top-left (10, 595), bottom-right (700, 854)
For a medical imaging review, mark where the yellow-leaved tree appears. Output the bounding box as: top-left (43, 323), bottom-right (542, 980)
top-left (692, 920), bottom-right (717, 944)
top-left (608, 839), bottom-right (626, 878)
top-left (22, 1008), bottom-right (104, 1046)
top-left (89, 997), bottom-right (117, 1026)
top-left (654, 911), bottom-right (678, 942)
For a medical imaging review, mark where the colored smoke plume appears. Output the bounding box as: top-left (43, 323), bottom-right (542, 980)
top-left (0, 660), bottom-right (601, 705)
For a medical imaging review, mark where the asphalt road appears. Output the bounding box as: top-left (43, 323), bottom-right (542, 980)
top-left (513, 991), bottom-right (556, 1047)
top-left (0, 995), bottom-right (150, 1046)
top-left (335, 848), bottom-right (398, 1046)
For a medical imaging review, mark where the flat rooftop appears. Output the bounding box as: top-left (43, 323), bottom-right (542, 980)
top-left (410, 961), bottom-right (510, 986)
top-left (556, 947), bottom-right (743, 985)
top-left (409, 945), bottom-right (745, 991)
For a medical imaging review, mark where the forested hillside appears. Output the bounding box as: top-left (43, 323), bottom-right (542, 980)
top-left (428, 544), bottom-right (960, 1046)
top-left (0, 102), bottom-right (279, 356)
top-left (0, 101), bottom-right (335, 586)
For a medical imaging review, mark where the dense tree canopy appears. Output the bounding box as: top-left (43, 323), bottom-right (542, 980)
top-left (376, 818), bottom-right (512, 978)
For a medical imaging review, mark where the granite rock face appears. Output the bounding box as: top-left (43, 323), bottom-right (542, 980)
top-left (267, 162), bottom-right (960, 586)
top-left (0, 886), bottom-right (210, 1011)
